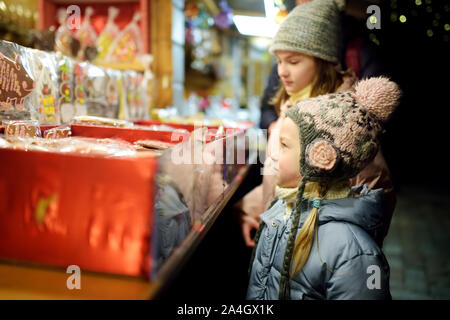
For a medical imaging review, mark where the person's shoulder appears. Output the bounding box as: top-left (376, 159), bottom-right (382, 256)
top-left (317, 219), bottom-right (383, 268)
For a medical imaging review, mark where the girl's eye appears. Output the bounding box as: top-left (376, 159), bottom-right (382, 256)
top-left (289, 60), bottom-right (299, 65)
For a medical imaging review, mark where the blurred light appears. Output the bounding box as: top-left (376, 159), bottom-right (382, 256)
top-left (412, 10), bottom-right (418, 17)
top-left (390, 12), bottom-right (398, 22)
top-left (435, 13), bottom-right (441, 19)
top-left (233, 0), bottom-right (282, 37)
top-left (391, 3), bottom-right (397, 9)
top-left (425, 0), bottom-right (431, 4)
top-left (427, 29), bottom-right (433, 37)
top-left (426, 6), bottom-right (432, 13)
top-left (432, 20), bottom-right (438, 27)
top-left (250, 37), bottom-right (272, 50)
top-left (415, 0), bottom-right (422, 5)
top-left (445, 24), bottom-right (450, 31)
top-left (0, 1), bottom-right (6, 11)
top-left (444, 35), bottom-right (449, 42)
top-left (369, 33), bottom-right (380, 46)
top-left (264, 0), bottom-right (278, 21)
top-left (233, 15), bottom-right (279, 38)
top-left (399, 15), bottom-right (407, 23)
top-left (369, 16), bottom-right (377, 24)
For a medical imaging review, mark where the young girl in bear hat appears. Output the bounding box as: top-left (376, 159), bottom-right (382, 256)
top-left (247, 77), bottom-right (401, 300)
top-left (239, 0), bottom-right (396, 250)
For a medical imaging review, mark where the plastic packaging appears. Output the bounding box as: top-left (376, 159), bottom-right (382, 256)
top-left (0, 134), bottom-right (138, 157)
top-left (56, 53), bottom-right (75, 123)
top-left (139, 54), bottom-right (155, 119)
top-left (29, 49), bottom-right (60, 124)
top-left (123, 70), bottom-right (139, 121)
top-left (85, 64), bottom-right (108, 117)
top-left (72, 115), bottom-right (133, 128)
top-left (73, 61), bottom-right (88, 117)
top-left (105, 68), bottom-right (121, 119)
top-left (54, 8), bottom-right (74, 57)
top-left (3, 119), bottom-right (41, 138)
top-left (43, 125), bottom-right (72, 139)
top-left (75, 6), bottom-right (97, 61)
top-left (0, 40), bottom-right (35, 121)
top-left (96, 6), bottom-right (120, 62)
top-left (106, 12), bottom-right (143, 64)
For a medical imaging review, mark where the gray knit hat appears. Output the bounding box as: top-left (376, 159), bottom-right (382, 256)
top-left (269, 0), bottom-right (344, 64)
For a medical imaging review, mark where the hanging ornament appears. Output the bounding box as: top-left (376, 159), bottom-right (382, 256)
top-left (185, 3), bottom-right (200, 19)
top-left (215, 1), bottom-right (233, 30)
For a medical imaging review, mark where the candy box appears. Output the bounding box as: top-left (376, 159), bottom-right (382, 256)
top-left (0, 137), bottom-right (159, 279)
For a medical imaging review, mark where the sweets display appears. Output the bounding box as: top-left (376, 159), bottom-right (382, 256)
top-left (3, 120), bottom-right (41, 138)
top-left (72, 115), bottom-right (133, 128)
top-left (0, 135), bottom-right (139, 158)
top-left (0, 39), bottom-right (153, 124)
top-left (43, 125), bottom-right (72, 139)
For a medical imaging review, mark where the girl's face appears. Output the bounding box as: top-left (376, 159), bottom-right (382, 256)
top-left (276, 51), bottom-right (317, 95)
top-left (276, 116), bottom-right (302, 188)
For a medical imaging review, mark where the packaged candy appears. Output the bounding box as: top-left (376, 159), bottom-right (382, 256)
top-left (96, 6), bottom-right (120, 62)
top-left (123, 70), bottom-right (139, 121)
top-left (85, 64), bottom-right (108, 117)
top-left (104, 68), bottom-right (121, 119)
top-left (72, 115), bottom-right (133, 128)
top-left (43, 125), bottom-right (72, 139)
top-left (28, 49), bottom-right (60, 124)
top-left (106, 12), bottom-right (143, 64)
top-left (75, 6), bottom-right (98, 61)
top-left (73, 61), bottom-right (88, 117)
top-left (56, 53), bottom-right (75, 123)
top-left (3, 119), bottom-right (41, 138)
top-left (0, 40), bottom-right (35, 121)
top-left (139, 54), bottom-right (155, 119)
top-left (54, 8), bottom-right (73, 57)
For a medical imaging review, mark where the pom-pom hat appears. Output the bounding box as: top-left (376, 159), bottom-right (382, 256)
top-left (285, 76), bottom-right (401, 182)
top-left (277, 77), bottom-right (401, 299)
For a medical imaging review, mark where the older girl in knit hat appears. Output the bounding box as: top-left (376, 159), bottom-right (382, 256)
top-left (247, 77), bottom-right (401, 300)
top-left (239, 0), bottom-right (396, 249)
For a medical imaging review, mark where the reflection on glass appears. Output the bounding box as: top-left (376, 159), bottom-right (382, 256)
top-left (153, 127), bottom-right (248, 273)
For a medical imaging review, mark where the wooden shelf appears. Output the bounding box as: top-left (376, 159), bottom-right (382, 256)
top-left (0, 261), bottom-right (156, 300)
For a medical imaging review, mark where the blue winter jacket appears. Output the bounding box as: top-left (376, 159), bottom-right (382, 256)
top-left (247, 185), bottom-right (391, 300)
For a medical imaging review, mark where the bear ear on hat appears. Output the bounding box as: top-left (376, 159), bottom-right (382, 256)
top-left (354, 77), bottom-right (402, 122)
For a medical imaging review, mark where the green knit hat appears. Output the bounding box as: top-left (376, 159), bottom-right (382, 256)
top-left (269, 0), bottom-right (344, 63)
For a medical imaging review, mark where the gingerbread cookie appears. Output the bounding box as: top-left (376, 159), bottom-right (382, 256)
top-left (43, 125), bottom-right (72, 139)
top-left (3, 119), bottom-right (41, 138)
top-left (0, 48), bottom-right (35, 111)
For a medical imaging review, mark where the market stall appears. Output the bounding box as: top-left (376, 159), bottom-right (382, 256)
top-left (0, 0), bottom-right (258, 300)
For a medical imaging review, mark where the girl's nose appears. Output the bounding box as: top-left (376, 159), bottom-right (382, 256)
top-left (278, 63), bottom-right (288, 78)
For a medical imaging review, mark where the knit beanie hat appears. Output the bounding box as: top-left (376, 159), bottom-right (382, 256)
top-left (278, 76), bottom-right (401, 299)
top-left (269, 0), bottom-right (345, 64)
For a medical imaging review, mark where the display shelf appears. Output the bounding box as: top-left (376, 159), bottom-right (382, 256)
top-left (0, 161), bottom-right (253, 300)
top-left (38, 0), bottom-right (151, 62)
